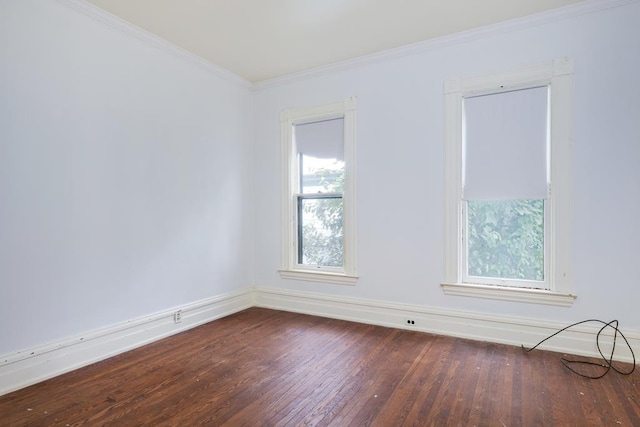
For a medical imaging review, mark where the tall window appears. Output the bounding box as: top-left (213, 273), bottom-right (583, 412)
top-left (443, 59), bottom-right (575, 306)
top-left (463, 86), bottom-right (548, 288)
top-left (296, 119), bottom-right (345, 267)
top-left (280, 97), bottom-right (357, 284)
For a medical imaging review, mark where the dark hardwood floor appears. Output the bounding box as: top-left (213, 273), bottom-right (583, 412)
top-left (0, 307), bottom-right (638, 426)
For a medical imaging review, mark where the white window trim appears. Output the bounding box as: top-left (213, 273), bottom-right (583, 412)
top-left (279, 97), bottom-right (358, 285)
top-left (442, 58), bottom-right (575, 306)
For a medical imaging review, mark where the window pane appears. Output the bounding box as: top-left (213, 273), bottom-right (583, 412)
top-left (467, 199), bottom-right (544, 281)
top-left (299, 197), bottom-right (343, 267)
top-left (300, 155), bottom-right (344, 194)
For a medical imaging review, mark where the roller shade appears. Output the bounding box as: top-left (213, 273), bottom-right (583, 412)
top-left (294, 118), bottom-right (344, 160)
top-left (463, 86), bottom-right (548, 200)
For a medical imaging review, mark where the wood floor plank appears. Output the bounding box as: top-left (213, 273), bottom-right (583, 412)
top-left (269, 324), bottom-right (384, 425)
top-left (223, 318), bottom-right (366, 425)
top-left (402, 336), bottom-right (460, 424)
top-left (285, 325), bottom-right (402, 426)
top-left (372, 334), bottom-right (439, 425)
top-left (0, 307), bottom-right (637, 426)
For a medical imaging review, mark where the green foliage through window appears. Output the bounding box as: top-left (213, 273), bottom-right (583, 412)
top-left (299, 158), bottom-right (345, 267)
top-left (467, 199), bottom-right (544, 281)
top-left (300, 197), bottom-right (343, 267)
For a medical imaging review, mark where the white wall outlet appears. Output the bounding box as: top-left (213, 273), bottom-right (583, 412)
top-left (405, 319), bottom-right (416, 326)
top-left (174, 310), bottom-right (182, 323)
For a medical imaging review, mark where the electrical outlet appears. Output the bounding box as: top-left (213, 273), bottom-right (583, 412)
top-left (405, 319), bottom-right (416, 326)
top-left (174, 310), bottom-right (182, 324)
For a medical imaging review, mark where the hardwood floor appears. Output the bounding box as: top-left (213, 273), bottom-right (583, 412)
top-left (1, 307), bottom-right (638, 426)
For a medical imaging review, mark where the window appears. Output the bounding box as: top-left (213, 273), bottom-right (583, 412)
top-left (280, 97), bottom-right (358, 284)
top-left (463, 86), bottom-right (548, 287)
top-left (442, 59), bottom-right (575, 306)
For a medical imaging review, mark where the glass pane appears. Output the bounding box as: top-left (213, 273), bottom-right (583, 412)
top-left (467, 199), bottom-right (544, 281)
top-left (300, 154), bottom-right (344, 194)
top-left (299, 197), bottom-right (343, 267)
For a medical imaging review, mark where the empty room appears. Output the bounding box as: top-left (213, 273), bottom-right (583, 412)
top-left (1, 0), bottom-right (639, 425)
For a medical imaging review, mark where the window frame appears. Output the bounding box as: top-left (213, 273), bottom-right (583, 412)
top-left (279, 97), bottom-right (358, 285)
top-left (442, 58), bottom-right (575, 306)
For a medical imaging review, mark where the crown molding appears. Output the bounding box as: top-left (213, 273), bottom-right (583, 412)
top-left (53, 0), bottom-right (638, 92)
top-left (253, 0), bottom-right (638, 91)
top-left (55, 0), bottom-right (253, 90)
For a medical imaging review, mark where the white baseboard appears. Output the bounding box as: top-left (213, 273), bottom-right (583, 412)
top-left (0, 288), bottom-right (254, 396)
top-left (3, 286), bottom-right (637, 396)
top-left (253, 287), bottom-right (639, 365)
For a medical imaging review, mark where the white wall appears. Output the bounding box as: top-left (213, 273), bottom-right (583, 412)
top-left (0, 0), bottom-right (253, 355)
top-left (253, 2), bottom-right (640, 329)
top-left (1, 0), bottom-right (638, 371)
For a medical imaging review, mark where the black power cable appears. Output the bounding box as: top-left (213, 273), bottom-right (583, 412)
top-left (521, 319), bottom-right (636, 379)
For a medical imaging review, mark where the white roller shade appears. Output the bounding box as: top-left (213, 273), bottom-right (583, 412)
top-left (294, 118), bottom-right (344, 160)
top-left (463, 86), bottom-right (548, 200)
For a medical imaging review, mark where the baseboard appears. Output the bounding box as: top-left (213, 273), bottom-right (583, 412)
top-left (0, 287), bottom-right (254, 396)
top-left (3, 286), bottom-right (636, 396)
top-left (254, 287), bottom-right (639, 365)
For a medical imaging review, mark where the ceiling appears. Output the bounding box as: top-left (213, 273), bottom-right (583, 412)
top-left (83, 0), bottom-right (586, 83)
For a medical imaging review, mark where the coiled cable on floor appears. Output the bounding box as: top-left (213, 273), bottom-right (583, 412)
top-left (521, 319), bottom-right (636, 379)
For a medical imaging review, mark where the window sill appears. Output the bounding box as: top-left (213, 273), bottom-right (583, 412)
top-left (279, 269), bottom-right (358, 285)
top-left (441, 282), bottom-right (576, 307)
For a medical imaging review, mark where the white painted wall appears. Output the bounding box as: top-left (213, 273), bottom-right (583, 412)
top-left (253, 2), bottom-right (640, 329)
top-left (0, 0), bottom-right (253, 355)
top-left (1, 0), bottom-right (638, 378)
